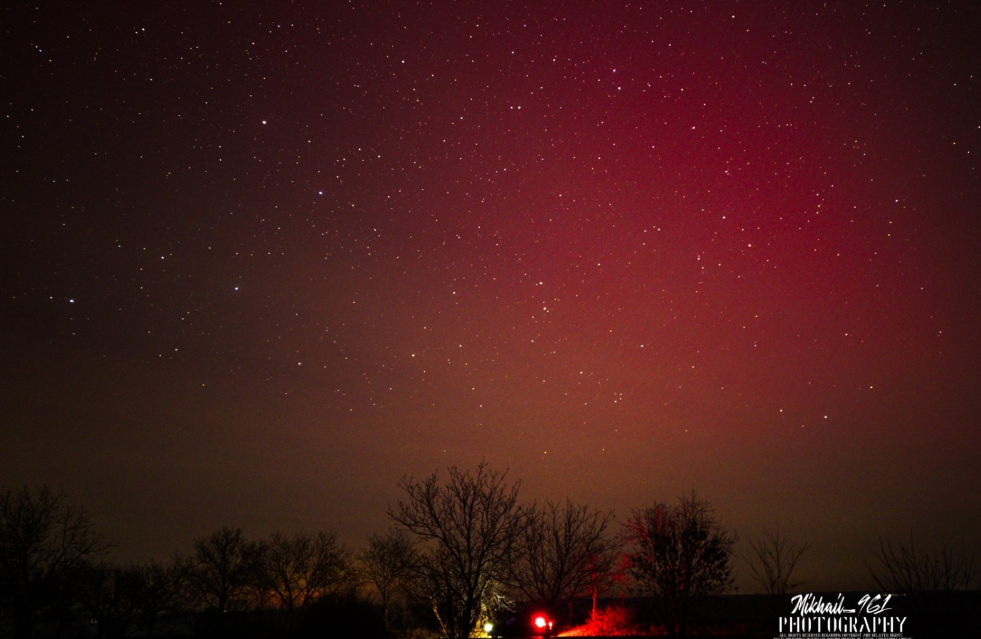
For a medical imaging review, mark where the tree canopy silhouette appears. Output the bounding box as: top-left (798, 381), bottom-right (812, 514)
top-left (511, 498), bottom-right (618, 620)
top-left (741, 525), bottom-right (808, 596)
top-left (184, 527), bottom-right (265, 613)
top-left (0, 486), bottom-right (111, 639)
top-left (624, 491), bottom-right (736, 637)
top-left (356, 528), bottom-right (418, 633)
top-left (263, 530), bottom-right (350, 621)
top-left (389, 462), bottom-right (522, 639)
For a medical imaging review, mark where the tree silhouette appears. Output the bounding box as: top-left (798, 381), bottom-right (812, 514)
top-left (511, 499), bottom-right (618, 623)
top-left (624, 491), bottom-right (736, 638)
top-left (866, 533), bottom-right (976, 637)
top-left (740, 526), bottom-right (808, 596)
top-left (0, 486), bottom-right (111, 639)
top-left (184, 527), bottom-right (265, 613)
top-left (867, 533), bottom-right (975, 594)
top-left (77, 561), bottom-right (142, 639)
top-left (389, 462), bottom-right (523, 639)
top-left (262, 530), bottom-right (350, 624)
top-left (132, 559), bottom-right (187, 639)
top-left (356, 528), bottom-right (418, 633)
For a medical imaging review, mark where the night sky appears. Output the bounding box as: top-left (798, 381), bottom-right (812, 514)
top-left (3, 1), bottom-right (980, 592)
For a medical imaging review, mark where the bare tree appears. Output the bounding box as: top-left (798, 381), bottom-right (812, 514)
top-left (262, 530), bottom-right (350, 623)
top-left (511, 499), bottom-right (618, 622)
top-left (77, 557), bottom-right (188, 639)
top-left (0, 486), bottom-right (111, 639)
top-left (132, 559), bottom-right (187, 639)
top-left (741, 526), bottom-right (808, 596)
top-left (624, 491), bottom-right (736, 638)
top-left (867, 533), bottom-right (975, 594)
top-left (184, 527), bottom-right (265, 613)
top-left (585, 547), bottom-right (629, 618)
top-left (389, 462), bottom-right (523, 639)
top-left (356, 528), bottom-right (418, 633)
top-left (76, 561), bottom-right (142, 639)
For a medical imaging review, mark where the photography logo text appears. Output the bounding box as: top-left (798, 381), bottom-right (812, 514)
top-left (776, 593), bottom-right (909, 639)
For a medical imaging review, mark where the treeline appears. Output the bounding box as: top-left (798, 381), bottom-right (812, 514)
top-left (0, 487), bottom-right (397, 639)
top-left (1, 464), bottom-right (976, 639)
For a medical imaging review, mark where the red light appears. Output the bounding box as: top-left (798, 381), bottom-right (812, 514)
top-left (534, 615), bottom-right (547, 629)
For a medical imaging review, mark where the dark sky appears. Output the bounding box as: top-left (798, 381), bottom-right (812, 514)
top-left (3, 1), bottom-right (980, 591)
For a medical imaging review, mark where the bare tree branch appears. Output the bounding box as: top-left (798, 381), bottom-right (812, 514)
top-left (740, 526), bottom-right (808, 596)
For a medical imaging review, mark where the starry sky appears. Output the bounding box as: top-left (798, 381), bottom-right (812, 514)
top-left (2, 1), bottom-right (980, 592)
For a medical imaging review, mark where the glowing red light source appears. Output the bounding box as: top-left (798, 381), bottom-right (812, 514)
top-left (534, 615), bottom-right (547, 629)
